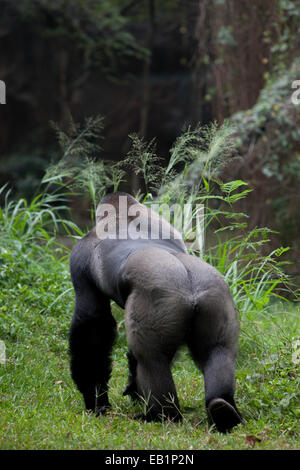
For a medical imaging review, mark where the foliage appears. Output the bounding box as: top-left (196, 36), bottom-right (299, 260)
top-left (43, 116), bottom-right (125, 218)
top-left (196, 0), bottom-right (300, 118)
top-left (231, 58), bottom-right (300, 247)
top-left (269, 0), bottom-right (300, 73)
top-left (0, 152), bottom-right (50, 200)
top-left (13, 0), bottom-right (148, 75)
top-left (0, 184), bottom-right (82, 250)
top-left (0, 182), bottom-right (82, 342)
top-left (0, 229), bottom-right (299, 448)
top-left (120, 134), bottom-right (164, 195)
top-left (42, 115), bottom-right (296, 309)
top-left (191, 0), bottom-right (300, 260)
top-left (0, 180), bottom-right (299, 448)
top-left (118, 120), bottom-right (295, 307)
top-left (168, 120), bottom-right (238, 190)
top-left (0, 117), bottom-right (299, 449)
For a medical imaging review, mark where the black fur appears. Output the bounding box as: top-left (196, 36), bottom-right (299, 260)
top-left (69, 192), bottom-right (243, 432)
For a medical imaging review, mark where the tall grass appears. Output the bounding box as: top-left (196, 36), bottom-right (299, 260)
top-left (43, 116), bottom-right (125, 220)
top-left (1, 116), bottom-right (296, 313)
top-left (0, 116), bottom-right (299, 450)
top-left (118, 120), bottom-right (295, 313)
top-left (8, 116), bottom-right (296, 309)
top-left (0, 184), bottom-right (84, 260)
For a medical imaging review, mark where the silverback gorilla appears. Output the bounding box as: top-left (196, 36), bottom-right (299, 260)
top-left (69, 192), bottom-right (243, 433)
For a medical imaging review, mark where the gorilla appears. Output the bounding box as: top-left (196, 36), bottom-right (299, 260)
top-left (69, 192), bottom-right (243, 433)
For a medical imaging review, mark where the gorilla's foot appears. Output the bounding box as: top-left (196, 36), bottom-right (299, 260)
top-left (207, 398), bottom-right (243, 433)
top-left (94, 404), bottom-right (111, 417)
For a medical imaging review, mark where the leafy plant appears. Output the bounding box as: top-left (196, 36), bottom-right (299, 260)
top-left (15, 0), bottom-right (149, 76)
top-left (0, 117), bottom-right (299, 449)
top-left (43, 116), bottom-right (125, 219)
top-left (0, 184), bottom-right (82, 249)
top-left (117, 120), bottom-right (294, 312)
top-left (231, 58), bottom-right (300, 248)
top-left (45, 116), bottom-right (296, 313)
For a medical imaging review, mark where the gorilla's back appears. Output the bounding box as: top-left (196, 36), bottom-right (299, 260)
top-left (91, 192), bottom-right (187, 307)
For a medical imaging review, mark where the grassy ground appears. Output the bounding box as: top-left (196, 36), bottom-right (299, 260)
top-left (0, 235), bottom-right (299, 450)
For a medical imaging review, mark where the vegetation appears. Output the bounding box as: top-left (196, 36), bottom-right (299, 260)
top-left (1, 0), bottom-right (299, 450)
top-left (0, 122), bottom-right (299, 449)
top-left (11, 0), bottom-right (148, 75)
top-left (231, 58), bottom-right (300, 250)
top-left (1, 0), bottom-right (300, 259)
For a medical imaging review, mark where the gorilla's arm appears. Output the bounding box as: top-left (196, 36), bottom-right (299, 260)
top-left (69, 235), bottom-right (117, 415)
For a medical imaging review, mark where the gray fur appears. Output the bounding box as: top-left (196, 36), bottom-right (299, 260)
top-left (69, 192), bottom-right (243, 431)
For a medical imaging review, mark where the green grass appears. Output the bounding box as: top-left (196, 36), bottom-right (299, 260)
top-left (0, 241), bottom-right (299, 450)
top-left (0, 118), bottom-right (299, 449)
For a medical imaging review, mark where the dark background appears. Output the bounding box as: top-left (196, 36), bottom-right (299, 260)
top-left (0, 0), bottom-right (299, 266)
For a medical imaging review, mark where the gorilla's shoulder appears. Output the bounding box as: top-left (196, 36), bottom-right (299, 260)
top-left (70, 228), bottom-right (97, 270)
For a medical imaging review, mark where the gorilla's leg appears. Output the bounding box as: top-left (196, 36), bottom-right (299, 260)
top-left (124, 289), bottom-right (183, 422)
top-left (201, 346), bottom-right (242, 432)
top-left (123, 343), bottom-right (181, 421)
top-left (69, 281), bottom-right (116, 415)
top-left (134, 355), bottom-right (181, 422)
top-left (186, 290), bottom-right (243, 433)
top-left (188, 343), bottom-right (242, 432)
